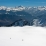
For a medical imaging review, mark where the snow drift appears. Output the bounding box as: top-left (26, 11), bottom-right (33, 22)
top-left (0, 26), bottom-right (46, 46)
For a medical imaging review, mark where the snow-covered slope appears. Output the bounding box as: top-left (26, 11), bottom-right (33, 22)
top-left (0, 26), bottom-right (46, 46)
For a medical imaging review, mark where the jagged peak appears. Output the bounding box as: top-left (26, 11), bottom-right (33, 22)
top-left (0, 6), bottom-right (46, 11)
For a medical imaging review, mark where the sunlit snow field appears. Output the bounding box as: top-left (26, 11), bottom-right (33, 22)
top-left (0, 26), bottom-right (46, 46)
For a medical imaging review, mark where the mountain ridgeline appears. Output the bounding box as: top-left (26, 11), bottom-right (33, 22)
top-left (0, 6), bottom-right (46, 27)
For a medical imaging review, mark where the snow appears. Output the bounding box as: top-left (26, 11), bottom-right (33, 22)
top-left (0, 6), bottom-right (46, 11)
top-left (0, 26), bottom-right (46, 46)
top-left (0, 6), bottom-right (25, 11)
top-left (0, 6), bottom-right (6, 10)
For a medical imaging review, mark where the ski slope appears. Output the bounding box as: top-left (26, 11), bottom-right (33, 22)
top-left (0, 26), bottom-right (46, 46)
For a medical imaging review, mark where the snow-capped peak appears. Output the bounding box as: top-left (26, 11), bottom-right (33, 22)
top-left (37, 6), bottom-right (46, 11)
top-left (0, 6), bottom-right (25, 11)
top-left (0, 6), bottom-right (7, 10)
top-left (0, 6), bottom-right (46, 11)
top-left (15, 5), bottom-right (25, 11)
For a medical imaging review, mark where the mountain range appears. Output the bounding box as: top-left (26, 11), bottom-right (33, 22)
top-left (0, 6), bottom-right (46, 27)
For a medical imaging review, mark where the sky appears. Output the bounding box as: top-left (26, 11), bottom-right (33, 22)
top-left (0, 0), bottom-right (46, 7)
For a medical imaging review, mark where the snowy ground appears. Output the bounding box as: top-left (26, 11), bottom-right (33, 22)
top-left (0, 26), bottom-right (46, 46)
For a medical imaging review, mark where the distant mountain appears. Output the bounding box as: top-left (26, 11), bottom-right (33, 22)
top-left (0, 6), bottom-right (46, 27)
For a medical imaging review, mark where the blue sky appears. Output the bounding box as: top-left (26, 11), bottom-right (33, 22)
top-left (0, 0), bottom-right (46, 7)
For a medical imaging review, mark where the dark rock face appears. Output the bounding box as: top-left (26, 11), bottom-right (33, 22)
top-left (5, 19), bottom-right (32, 27)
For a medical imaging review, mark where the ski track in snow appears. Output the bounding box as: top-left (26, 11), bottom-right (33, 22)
top-left (0, 26), bottom-right (46, 46)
